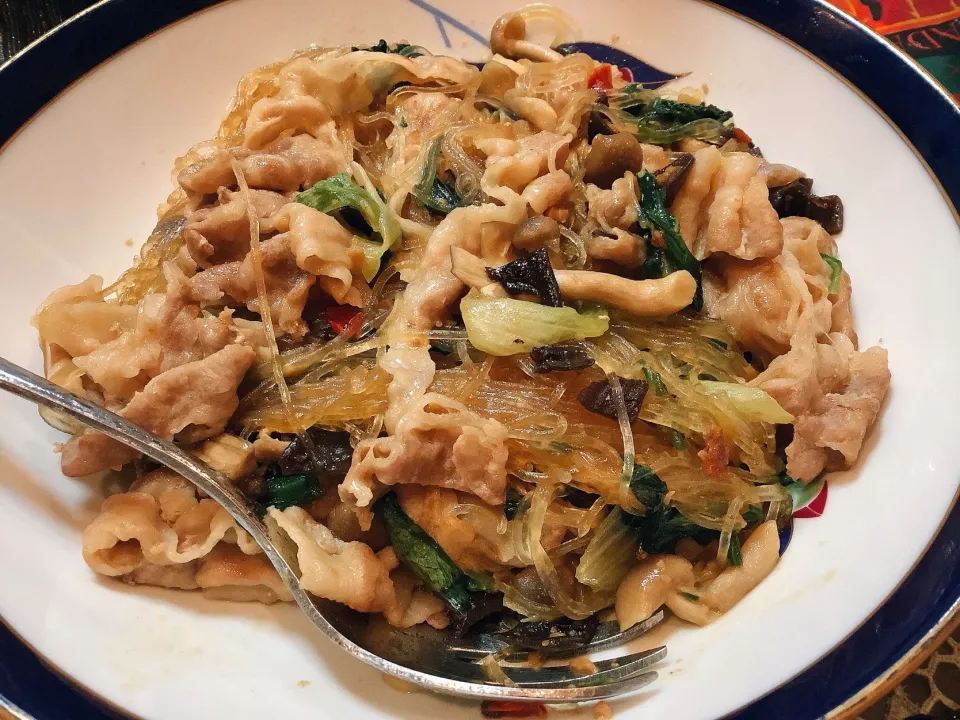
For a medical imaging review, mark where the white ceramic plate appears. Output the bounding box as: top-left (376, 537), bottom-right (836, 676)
top-left (1, 1), bottom-right (959, 718)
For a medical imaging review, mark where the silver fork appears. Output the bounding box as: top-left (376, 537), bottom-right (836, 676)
top-left (0, 357), bottom-right (666, 704)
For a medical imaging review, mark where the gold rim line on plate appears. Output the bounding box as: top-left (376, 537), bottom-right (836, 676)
top-left (1, 0), bottom-right (959, 717)
top-left (705, 2), bottom-right (960, 716)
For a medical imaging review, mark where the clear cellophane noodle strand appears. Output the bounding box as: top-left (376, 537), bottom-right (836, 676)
top-left (232, 159), bottom-right (324, 468)
top-left (717, 495), bottom-right (745, 566)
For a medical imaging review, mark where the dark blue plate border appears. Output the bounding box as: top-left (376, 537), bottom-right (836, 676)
top-left (1, 1), bottom-right (959, 718)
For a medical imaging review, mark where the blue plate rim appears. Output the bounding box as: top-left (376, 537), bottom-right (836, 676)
top-left (2, 0), bottom-right (960, 718)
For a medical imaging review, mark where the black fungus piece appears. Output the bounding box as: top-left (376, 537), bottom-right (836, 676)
top-left (769, 178), bottom-right (813, 217)
top-left (513, 615), bottom-right (602, 656)
top-left (768, 178), bottom-right (844, 234)
top-left (449, 592), bottom-right (505, 637)
top-left (486, 247), bottom-right (562, 307)
top-left (654, 153), bottom-right (695, 205)
top-left (577, 376), bottom-right (648, 423)
top-left (529, 343), bottom-right (595, 373)
top-left (806, 194), bottom-right (844, 235)
top-left (548, 615), bottom-right (600, 646)
top-left (563, 485), bottom-right (600, 509)
top-left (471, 609), bottom-right (523, 637)
top-left (509, 618), bottom-right (553, 647)
top-left (277, 428), bottom-right (354, 479)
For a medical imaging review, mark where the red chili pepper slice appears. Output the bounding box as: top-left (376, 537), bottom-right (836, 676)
top-left (732, 127), bottom-right (753, 144)
top-left (587, 64), bottom-right (614, 92)
top-left (481, 701), bottom-right (547, 718)
top-left (326, 305), bottom-right (360, 335)
top-left (618, 67), bottom-right (634, 82)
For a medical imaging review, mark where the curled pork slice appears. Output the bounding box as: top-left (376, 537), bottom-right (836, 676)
top-left (267, 506), bottom-right (395, 613)
top-left (786, 346), bottom-right (890, 481)
top-left (194, 234), bottom-right (316, 339)
top-left (521, 170), bottom-right (572, 214)
top-left (705, 217), bottom-right (846, 358)
top-left (184, 188), bottom-right (289, 268)
top-left (258, 53), bottom-right (477, 124)
top-left (61, 345), bottom-right (256, 476)
top-left (178, 134), bottom-right (348, 196)
top-left (72, 264), bottom-right (236, 401)
top-left (33, 275), bottom-right (136, 359)
top-left (340, 393), bottom-right (509, 508)
top-left (587, 173), bottom-right (639, 233)
top-left (271, 203), bottom-right (367, 306)
top-left (751, 325), bottom-right (855, 417)
top-left (672, 146), bottom-right (782, 261)
top-left (82, 469), bottom-right (264, 576)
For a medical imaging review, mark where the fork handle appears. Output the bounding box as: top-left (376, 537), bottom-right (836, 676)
top-left (0, 356), bottom-right (267, 545)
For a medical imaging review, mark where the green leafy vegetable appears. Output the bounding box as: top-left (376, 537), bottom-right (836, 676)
top-left (625, 465), bottom-right (714, 554)
top-left (742, 505), bottom-right (765, 526)
top-left (612, 88), bottom-right (733, 144)
top-left (628, 464), bottom-right (667, 510)
top-left (295, 174), bottom-right (401, 281)
top-left (504, 487), bottom-right (524, 520)
top-left (636, 171), bottom-right (703, 310)
top-left (460, 291), bottom-right (609, 356)
top-left (465, 570), bottom-right (495, 592)
top-left (430, 339), bottom-right (456, 355)
top-left (782, 475), bottom-right (826, 515)
top-left (700, 381), bottom-right (793, 423)
top-left (264, 473), bottom-right (324, 510)
top-left (380, 493), bottom-right (474, 612)
top-left (638, 98), bottom-right (733, 124)
top-left (821, 253), bottom-right (843, 294)
top-left (639, 245), bottom-right (676, 280)
top-left (353, 39), bottom-right (427, 58)
top-left (727, 531), bottom-right (743, 567)
top-left (642, 366), bottom-right (667, 396)
top-left (629, 118), bottom-right (727, 145)
top-left (671, 430), bottom-right (686, 450)
top-left (413, 139), bottom-right (465, 215)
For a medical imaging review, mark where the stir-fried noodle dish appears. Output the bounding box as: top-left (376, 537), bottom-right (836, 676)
top-left (33, 6), bottom-right (890, 651)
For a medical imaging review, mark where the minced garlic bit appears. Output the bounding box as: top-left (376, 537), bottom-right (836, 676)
top-left (568, 656), bottom-right (599, 676)
top-left (594, 700), bottom-right (613, 719)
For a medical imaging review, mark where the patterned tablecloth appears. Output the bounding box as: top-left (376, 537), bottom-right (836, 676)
top-left (1, 1), bottom-right (959, 719)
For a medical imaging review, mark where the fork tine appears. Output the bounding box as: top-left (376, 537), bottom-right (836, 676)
top-left (509, 610), bottom-right (665, 661)
top-left (447, 610), bottom-right (665, 661)
top-left (495, 646), bottom-right (667, 687)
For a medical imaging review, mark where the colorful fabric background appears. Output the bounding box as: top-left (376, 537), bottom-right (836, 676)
top-left (828, 0), bottom-right (960, 99)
